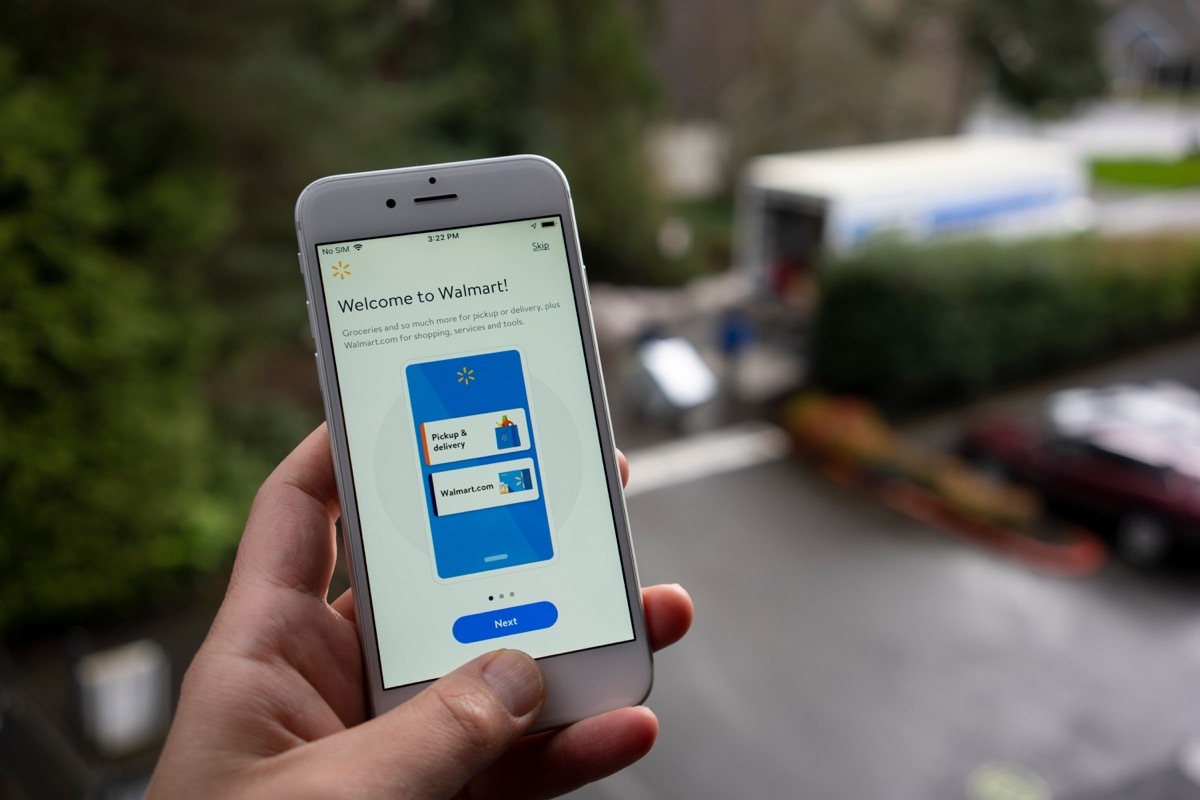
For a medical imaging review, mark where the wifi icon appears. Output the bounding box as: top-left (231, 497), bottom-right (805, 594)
top-left (353, 243), bottom-right (363, 251)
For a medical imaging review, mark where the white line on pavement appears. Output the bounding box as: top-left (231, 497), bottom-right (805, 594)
top-left (622, 421), bottom-right (792, 498)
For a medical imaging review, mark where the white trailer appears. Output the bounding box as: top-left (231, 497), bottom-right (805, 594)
top-left (736, 137), bottom-right (1094, 297)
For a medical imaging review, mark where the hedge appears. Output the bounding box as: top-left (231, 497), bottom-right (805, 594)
top-left (811, 235), bottom-right (1200, 409)
top-left (0, 53), bottom-right (258, 637)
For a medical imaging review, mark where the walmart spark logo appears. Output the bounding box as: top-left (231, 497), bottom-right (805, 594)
top-left (456, 366), bottom-right (475, 385)
top-left (330, 260), bottom-right (351, 281)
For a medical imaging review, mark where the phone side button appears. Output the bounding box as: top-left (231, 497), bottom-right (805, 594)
top-left (314, 352), bottom-right (325, 394)
top-left (451, 601), bottom-right (558, 644)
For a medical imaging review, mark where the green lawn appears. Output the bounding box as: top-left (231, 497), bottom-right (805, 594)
top-left (1091, 156), bottom-right (1200, 189)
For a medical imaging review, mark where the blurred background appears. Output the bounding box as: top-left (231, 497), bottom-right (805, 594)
top-left (3, 0), bottom-right (1200, 797)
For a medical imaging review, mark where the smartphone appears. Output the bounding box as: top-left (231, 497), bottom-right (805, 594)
top-left (294, 155), bottom-right (651, 729)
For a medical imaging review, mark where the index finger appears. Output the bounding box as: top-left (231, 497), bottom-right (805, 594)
top-left (228, 424), bottom-right (342, 600)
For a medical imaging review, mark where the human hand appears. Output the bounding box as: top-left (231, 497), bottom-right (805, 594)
top-left (148, 425), bottom-right (693, 799)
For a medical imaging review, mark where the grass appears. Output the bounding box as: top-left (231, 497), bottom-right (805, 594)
top-left (1091, 156), bottom-right (1200, 189)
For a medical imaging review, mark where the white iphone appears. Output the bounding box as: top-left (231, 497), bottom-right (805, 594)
top-left (294, 155), bottom-right (652, 729)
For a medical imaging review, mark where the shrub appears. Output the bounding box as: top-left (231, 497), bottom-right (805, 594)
top-left (0, 53), bottom-right (251, 636)
top-left (811, 235), bottom-right (1200, 409)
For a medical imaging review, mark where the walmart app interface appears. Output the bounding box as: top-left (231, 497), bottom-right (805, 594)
top-left (316, 217), bottom-right (634, 689)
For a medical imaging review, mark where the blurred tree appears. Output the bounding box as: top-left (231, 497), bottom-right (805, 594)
top-left (412, 0), bottom-right (664, 280)
top-left (959, 0), bottom-right (1108, 114)
top-left (653, 0), bottom-right (1106, 172)
top-left (0, 0), bottom-right (667, 633)
top-left (723, 1), bottom-right (965, 158)
top-left (10, 0), bottom-right (665, 289)
top-left (0, 49), bottom-right (243, 634)
top-left (842, 0), bottom-right (1108, 116)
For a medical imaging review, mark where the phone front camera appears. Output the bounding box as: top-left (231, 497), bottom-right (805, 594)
top-left (428, 176), bottom-right (437, 184)
top-left (386, 198), bottom-right (396, 208)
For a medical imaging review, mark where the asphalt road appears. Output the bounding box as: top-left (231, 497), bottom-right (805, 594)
top-left (567, 458), bottom-right (1200, 800)
top-left (568, 335), bottom-right (1200, 800)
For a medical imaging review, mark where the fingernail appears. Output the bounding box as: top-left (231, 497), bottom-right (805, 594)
top-left (482, 649), bottom-right (545, 717)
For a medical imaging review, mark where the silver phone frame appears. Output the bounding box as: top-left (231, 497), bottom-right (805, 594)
top-left (294, 155), bottom-right (652, 729)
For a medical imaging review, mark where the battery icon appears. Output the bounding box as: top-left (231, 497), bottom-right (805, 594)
top-left (540, 220), bottom-right (556, 228)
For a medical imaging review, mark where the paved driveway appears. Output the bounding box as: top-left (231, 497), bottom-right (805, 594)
top-left (570, 334), bottom-right (1200, 799)
top-left (569, 456), bottom-right (1200, 799)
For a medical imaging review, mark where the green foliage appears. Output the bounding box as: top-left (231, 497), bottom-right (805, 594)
top-left (963, 0), bottom-right (1108, 114)
top-left (812, 236), bottom-right (1200, 409)
top-left (0, 1), bottom-right (668, 635)
top-left (0, 51), bottom-right (256, 636)
top-left (376, 0), bottom-right (666, 282)
top-left (1092, 157), bottom-right (1200, 189)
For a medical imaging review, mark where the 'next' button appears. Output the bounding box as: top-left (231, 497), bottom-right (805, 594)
top-left (452, 601), bottom-right (559, 644)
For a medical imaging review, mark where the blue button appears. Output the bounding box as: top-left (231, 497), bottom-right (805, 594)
top-left (453, 601), bottom-right (559, 644)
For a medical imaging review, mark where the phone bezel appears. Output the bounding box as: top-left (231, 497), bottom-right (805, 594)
top-left (294, 155), bottom-right (652, 729)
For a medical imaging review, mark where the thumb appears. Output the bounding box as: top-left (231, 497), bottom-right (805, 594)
top-left (300, 650), bottom-right (546, 798)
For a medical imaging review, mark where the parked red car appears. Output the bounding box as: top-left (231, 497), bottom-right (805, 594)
top-left (960, 383), bottom-right (1200, 565)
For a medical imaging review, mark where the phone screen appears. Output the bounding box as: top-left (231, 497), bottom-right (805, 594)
top-left (314, 217), bottom-right (636, 689)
